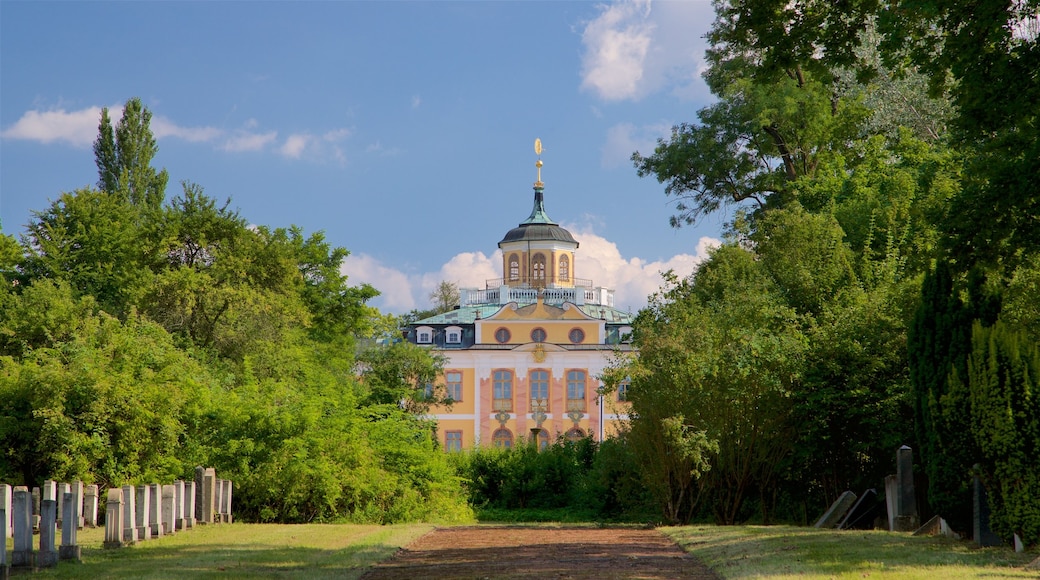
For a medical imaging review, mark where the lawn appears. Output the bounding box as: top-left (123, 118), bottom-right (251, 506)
top-left (664, 524), bottom-right (1040, 579)
top-left (4, 523), bottom-right (433, 579)
top-left (4, 522), bottom-right (1038, 578)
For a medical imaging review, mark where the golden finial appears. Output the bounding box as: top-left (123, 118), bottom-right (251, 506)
top-left (534, 138), bottom-right (544, 188)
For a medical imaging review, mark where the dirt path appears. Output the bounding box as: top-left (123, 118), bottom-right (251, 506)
top-left (360, 525), bottom-right (721, 579)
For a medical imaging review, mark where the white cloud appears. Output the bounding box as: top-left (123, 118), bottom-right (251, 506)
top-left (280, 134), bottom-right (311, 158)
top-left (151, 116), bottom-right (222, 143)
top-left (580, 0), bottom-right (654, 101)
top-left (342, 226), bottom-right (719, 315)
top-left (580, 0), bottom-right (714, 102)
top-left (222, 130), bottom-right (278, 152)
top-left (1, 106), bottom-right (105, 146)
top-left (2, 105), bottom-right (224, 148)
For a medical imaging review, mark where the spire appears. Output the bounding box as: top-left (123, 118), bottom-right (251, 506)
top-left (522, 138), bottom-right (555, 225)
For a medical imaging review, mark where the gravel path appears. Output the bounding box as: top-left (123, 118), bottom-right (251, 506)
top-left (360, 525), bottom-right (721, 580)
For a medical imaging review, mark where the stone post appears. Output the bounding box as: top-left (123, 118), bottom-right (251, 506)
top-left (174, 481), bottom-right (185, 530)
top-left (149, 484), bottom-right (164, 537)
top-left (202, 468), bottom-right (216, 524)
top-left (38, 499), bottom-right (58, 568)
top-left (56, 482), bottom-right (69, 529)
top-left (185, 481), bottom-right (196, 529)
top-left (71, 480), bottom-right (84, 529)
top-left (973, 473), bottom-right (1003, 547)
top-left (214, 478), bottom-right (224, 524)
top-left (194, 466), bottom-right (205, 522)
top-left (224, 480), bottom-right (233, 524)
top-left (103, 488), bottom-right (124, 549)
top-left (31, 487), bottom-right (41, 532)
top-left (84, 485), bottom-right (99, 527)
top-left (0, 484), bottom-right (11, 539)
top-left (889, 446), bottom-right (919, 532)
top-left (135, 485), bottom-right (150, 541)
top-left (12, 487), bottom-right (33, 568)
top-left (59, 492), bottom-right (81, 561)
top-left (121, 485), bottom-right (137, 544)
top-left (162, 485), bottom-right (176, 535)
top-left (0, 504), bottom-right (6, 568)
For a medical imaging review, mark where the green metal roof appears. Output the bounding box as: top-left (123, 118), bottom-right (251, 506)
top-left (413, 303), bottom-right (635, 326)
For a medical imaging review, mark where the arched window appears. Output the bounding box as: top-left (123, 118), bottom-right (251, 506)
top-left (536, 429), bottom-right (550, 450)
top-left (493, 428), bottom-right (514, 448)
top-left (559, 255), bottom-right (570, 281)
top-left (567, 370), bottom-right (586, 412)
top-left (532, 253), bottom-right (546, 281)
top-left (493, 370), bottom-right (513, 411)
top-left (509, 254), bottom-right (520, 281)
top-left (565, 428), bottom-right (585, 442)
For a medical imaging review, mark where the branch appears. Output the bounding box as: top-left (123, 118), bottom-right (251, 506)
top-left (762, 124), bottom-right (799, 181)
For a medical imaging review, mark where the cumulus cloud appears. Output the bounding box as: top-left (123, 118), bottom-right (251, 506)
top-left (280, 134), bottom-right (311, 158)
top-left (580, 0), bottom-right (713, 102)
top-left (342, 226), bottom-right (720, 315)
top-left (1, 104), bottom-right (225, 148)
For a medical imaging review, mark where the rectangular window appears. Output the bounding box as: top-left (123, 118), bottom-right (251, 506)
top-left (617, 379), bottom-right (630, 402)
top-left (447, 331), bottom-right (460, 343)
top-left (493, 370), bottom-right (513, 411)
top-left (529, 370), bottom-right (549, 406)
top-left (446, 371), bottom-right (462, 402)
top-left (567, 370), bottom-right (586, 412)
top-left (422, 382), bottom-right (434, 400)
top-left (445, 431), bottom-right (462, 452)
top-left (418, 331), bottom-right (431, 343)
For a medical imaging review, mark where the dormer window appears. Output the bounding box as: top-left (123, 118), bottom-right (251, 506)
top-left (445, 326), bottom-right (462, 344)
top-left (416, 326), bottom-right (434, 344)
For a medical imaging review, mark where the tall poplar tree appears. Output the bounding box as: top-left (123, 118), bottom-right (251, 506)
top-left (93, 97), bottom-right (169, 209)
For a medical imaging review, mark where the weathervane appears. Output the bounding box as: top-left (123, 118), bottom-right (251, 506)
top-left (534, 138), bottom-right (544, 188)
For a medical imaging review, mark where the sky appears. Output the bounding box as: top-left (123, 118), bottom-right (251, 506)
top-left (1, 0), bottom-right (726, 315)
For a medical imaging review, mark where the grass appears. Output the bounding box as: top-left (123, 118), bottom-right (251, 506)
top-left (663, 524), bottom-right (1040, 579)
top-left (5, 521), bottom-right (1038, 578)
top-left (4, 522), bottom-right (433, 579)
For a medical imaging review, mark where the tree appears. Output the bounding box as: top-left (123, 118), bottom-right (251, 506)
top-left (429, 281), bottom-right (460, 314)
top-left (93, 97), bottom-right (169, 209)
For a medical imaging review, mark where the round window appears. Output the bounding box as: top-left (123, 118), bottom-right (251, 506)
top-left (495, 327), bottom-right (511, 344)
top-left (531, 328), bottom-right (547, 343)
top-left (568, 327), bottom-right (585, 344)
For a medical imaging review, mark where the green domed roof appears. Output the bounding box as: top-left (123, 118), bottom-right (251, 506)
top-left (498, 186), bottom-right (578, 247)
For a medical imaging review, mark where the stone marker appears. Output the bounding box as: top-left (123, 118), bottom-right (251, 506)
top-left (149, 484), bottom-right (164, 537)
top-left (59, 492), bottom-right (81, 562)
top-left (12, 487), bottom-right (33, 568)
top-left (185, 481), bottom-right (196, 529)
top-left (31, 487), bottom-right (41, 532)
top-left (223, 480), bottom-right (233, 524)
top-left (121, 485), bottom-right (138, 544)
top-left (135, 485), bottom-right (150, 541)
top-left (973, 474), bottom-right (1002, 547)
top-left (202, 468), bottom-right (216, 524)
top-left (214, 479), bottom-right (224, 524)
top-left (71, 481), bottom-right (84, 529)
top-left (1, 505), bottom-right (6, 569)
top-left (56, 482), bottom-right (69, 529)
top-left (814, 490), bottom-right (857, 529)
top-left (912, 514), bottom-right (959, 538)
top-left (103, 488), bottom-right (124, 549)
top-left (162, 485), bottom-right (176, 535)
top-left (38, 499), bottom-right (58, 568)
top-left (838, 488), bottom-right (880, 530)
top-left (174, 480), bottom-right (185, 530)
top-left (84, 485), bottom-right (99, 527)
top-left (892, 445), bottom-right (919, 532)
top-left (194, 466), bottom-right (205, 523)
top-left (1014, 533), bottom-right (1024, 553)
top-left (0, 484), bottom-right (11, 539)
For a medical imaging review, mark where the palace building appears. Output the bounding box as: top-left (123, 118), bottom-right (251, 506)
top-left (405, 143), bottom-right (634, 450)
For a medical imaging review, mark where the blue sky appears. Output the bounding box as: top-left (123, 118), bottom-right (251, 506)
top-left (1, 0), bottom-right (725, 314)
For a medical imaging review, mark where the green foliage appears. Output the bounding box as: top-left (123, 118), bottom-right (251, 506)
top-left (93, 97), bottom-right (169, 209)
top-left (966, 320), bottom-right (1040, 546)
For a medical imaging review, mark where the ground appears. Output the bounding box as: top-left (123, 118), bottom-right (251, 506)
top-left (360, 525), bottom-right (721, 579)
